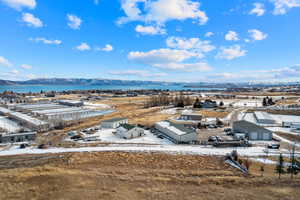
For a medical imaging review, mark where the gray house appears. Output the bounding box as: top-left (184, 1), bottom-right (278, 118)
top-left (233, 120), bottom-right (273, 141)
top-left (179, 113), bottom-right (202, 121)
top-left (116, 124), bottom-right (144, 139)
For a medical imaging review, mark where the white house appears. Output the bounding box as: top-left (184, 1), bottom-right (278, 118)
top-left (116, 124), bottom-right (144, 139)
top-left (101, 118), bottom-right (128, 129)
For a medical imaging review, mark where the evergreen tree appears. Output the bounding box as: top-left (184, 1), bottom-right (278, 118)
top-left (262, 98), bottom-right (267, 106)
top-left (275, 153), bottom-right (285, 179)
top-left (219, 101), bottom-right (224, 107)
top-left (287, 145), bottom-right (300, 179)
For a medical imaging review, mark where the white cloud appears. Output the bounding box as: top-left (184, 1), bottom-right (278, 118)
top-left (153, 62), bottom-right (212, 72)
top-left (0, 0), bottom-right (36, 10)
top-left (118, 0), bottom-right (208, 25)
top-left (22, 12), bottom-right (43, 27)
top-left (166, 36), bottom-right (215, 53)
top-left (128, 48), bottom-right (212, 72)
top-left (207, 64), bottom-right (300, 82)
top-left (97, 44), bottom-right (114, 52)
top-left (67, 14), bottom-right (82, 30)
top-left (217, 45), bottom-right (247, 60)
top-left (135, 24), bottom-right (166, 35)
top-left (11, 69), bottom-right (20, 75)
top-left (0, 56), bottom-right (12, 67)
top-left (76, 43), bottom-right (91, 51)
top-left (29, 37), bottom-right (62, 45)
top-left (204, 32), bottom-right (214, 37)
top-left (270, 0), bottom-right (300, 15)
top-left (20, 64), bottom-right (32, 69)
top-left (225, 31), bottom-right (239, 41)
top-left (109, 70), bottom-right (167, 77)
top-left (248, 29), bottom-right (268, 41)
top-left (128, 48), bottom-right (198, 64)
top-left (249, 3), bottom-right (265, 16)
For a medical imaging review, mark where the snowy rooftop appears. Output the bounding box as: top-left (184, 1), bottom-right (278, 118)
top-left (156, 121), bottom-right (189, 136)
top-left (10, 111), bottom-right (47, 125)
top-left (15, 103), bottom-right (63, 110)
top-left (0, 107), bottom-right (11, 114)
top-left (254, 111), bottom-right (275, 121)
top-left (33, 107), bottom-right (83, 114)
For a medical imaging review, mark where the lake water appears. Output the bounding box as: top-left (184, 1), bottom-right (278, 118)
top-left (0, 84), bottom-right (218, 93)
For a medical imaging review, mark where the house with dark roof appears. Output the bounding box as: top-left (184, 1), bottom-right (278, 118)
top-left (233, 120), bottom-right (273, 141)
top-left (101, 118), bottom-right (128, 129)
top-left (116, 124), bottom-right (144, 139)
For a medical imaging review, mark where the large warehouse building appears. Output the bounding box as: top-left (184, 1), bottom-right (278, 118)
top-left (155, 121), bottom-right (198, 144)
top-left (233, 120), bottom-right (273, 141)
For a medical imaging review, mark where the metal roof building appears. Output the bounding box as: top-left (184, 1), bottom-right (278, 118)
top-left (254, 111), bottom-right (276, 124)
top-left (233, 120), bottom-right (273, 141)
top-left (155, 121), bottom-right (198, 144)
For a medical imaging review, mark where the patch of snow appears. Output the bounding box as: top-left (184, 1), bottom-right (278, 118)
top-left (83, 102), bottom-right (111, 109)
top-left (0, 143), bottom-right (298, 157)
top-left (270, 114), bottom-right (300, 124)
top-left (79, 129), bottom-right (173, 145)
top-left (273, 133), bottom-right (300, 147)
top-left (160, 108), bottom-right (177, 115)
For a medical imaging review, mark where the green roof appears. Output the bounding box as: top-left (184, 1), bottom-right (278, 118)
top-left (120, 124), bottom-right (136, 130)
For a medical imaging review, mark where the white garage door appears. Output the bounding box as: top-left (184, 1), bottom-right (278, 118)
top-left (250, 132), bottom-right (258, 140)
top-left (262, 132), bottom-right (270, 140)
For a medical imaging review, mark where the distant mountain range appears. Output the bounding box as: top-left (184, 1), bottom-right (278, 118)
top-left (0, 78), bottom-right (299, 88)
top-left (0, 78), bottom-right (181, 86)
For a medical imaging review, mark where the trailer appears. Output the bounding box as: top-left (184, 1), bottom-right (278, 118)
top-left (213, 140), bottom-right (250, 147)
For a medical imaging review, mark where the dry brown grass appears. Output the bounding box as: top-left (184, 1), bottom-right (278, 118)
top-left (0, 152), bottom-right (299, 200)
top-left (276, 132), bottom-right (300, 143)
top-left (195, 110), bottom-right (230, 118)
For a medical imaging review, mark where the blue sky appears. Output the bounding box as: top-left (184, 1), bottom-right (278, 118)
top-left (0, 0), bottom-right (300, 82)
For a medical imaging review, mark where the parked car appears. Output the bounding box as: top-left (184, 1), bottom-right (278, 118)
top-left (267, 144), bottom-right (280, 149)
top-left (38, 144), bottom-right (49, 149)
top-left (208, 124), bottom-right (217, 129)
top-left (71, 135), bottom-right (83, 140)
top-left (224, 128), bottom-right (232, 132)
top-left (68, 131), bottom-right (76, 136)
top-left (20, 143), bottom-right (29, 149)
top-left (157, 135), bottom-right (164, 139)
top-left (208, 136), bottom-right (217, 142)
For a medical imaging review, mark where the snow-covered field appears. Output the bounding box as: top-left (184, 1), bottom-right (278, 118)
top-left (0, 143), bottom-right (295, 157)
top-left (74, 129), bottom-right (173, 145)
top-left (232, 100), bottom-right (262, 108)
top-left (273, 133), bottom-right (300, 148)
top-left (267, 127), bottom-right (300, 135)
top-left (270, 114), bottom-right (300, 123)
top-left (160, 108), bottom-right (177, 115)
top-left (83, 102), bottom-right (111, 110)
